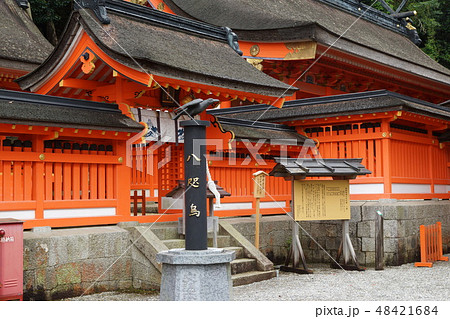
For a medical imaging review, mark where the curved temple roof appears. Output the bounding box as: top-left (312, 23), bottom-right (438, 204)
top-left (163, 0), bottom-right (450, 86)
top-left (270, 157), bottom-right (371, 179)
top-left (0, 89), bottom-right (143, 132)
top-left (209, 90), bottom-right (450, 122)
top-left (0, 0), bottom-right (53, 72)
top-left (18, 0), bottom-right (296, 98)
top-left (214, 117), bottom-right (307, 143)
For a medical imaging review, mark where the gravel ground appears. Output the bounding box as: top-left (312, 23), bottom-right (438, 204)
top-left (64, 256), bottom-right (449, 301)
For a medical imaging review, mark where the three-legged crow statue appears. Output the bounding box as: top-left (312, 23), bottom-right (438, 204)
top-left (172, 98), bottom-right (219, 120)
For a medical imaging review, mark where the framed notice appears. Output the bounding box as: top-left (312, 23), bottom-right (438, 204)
top-left (293, 180), bottom-right (350, 221)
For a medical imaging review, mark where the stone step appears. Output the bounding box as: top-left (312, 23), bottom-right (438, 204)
top-left (207, 235), bottom-right (230, 248)
top-left (162, 239), bottom-right (185, 249)
top-left (230, 258), bottom-right (257, 275)
top-left (231, 270), bottom-right (277, 287)
top-left (222, 246), bottom-right (244, 259)
top-left (151, 227), bottom-right (180, 241)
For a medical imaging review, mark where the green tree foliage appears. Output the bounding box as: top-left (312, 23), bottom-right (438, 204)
top-left (408, 0), bottom-right (450, 69)
top-left (361, 0), bottom-right (450, 68)
top-left (28, 0), bottom-right (73, 45)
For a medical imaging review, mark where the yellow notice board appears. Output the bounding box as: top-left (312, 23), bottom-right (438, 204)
top-left (294, 180), bottom-right (350, 221)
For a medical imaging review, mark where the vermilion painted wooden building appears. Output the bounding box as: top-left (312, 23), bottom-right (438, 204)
top-left (152, 0), bottom-right (450, 201)
top-left (0, 89), bottom-right (143, 228)
top-left (152, 0), bottom-right (449, 103)
top-left (9, 0), bottom-right (304, 227)
top-left (210, 90), bottom-right (450, 199)
top-left (1, 0), bottom-right (449, 229)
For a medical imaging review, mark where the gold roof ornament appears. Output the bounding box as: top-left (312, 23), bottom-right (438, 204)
top-left (247, 58), bottom-right (264, 71)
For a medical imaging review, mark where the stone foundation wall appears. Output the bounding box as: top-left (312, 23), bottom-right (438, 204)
top-left (23, 226), bottom-right (135, 300)
top-left (298, 200), bottom-right (449, 266)
top-left (358, 200), bottom-right (449, 266)
top-left (224, 200), bottom-right (450, 267)
top-left (22, 200), bottom-right (449, 299)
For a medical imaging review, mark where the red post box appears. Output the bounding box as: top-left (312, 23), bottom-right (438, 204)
top-left (0, 219), bottom-right (23, 301)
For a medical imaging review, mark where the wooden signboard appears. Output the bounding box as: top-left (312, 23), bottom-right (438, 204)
top-left (293, 180), bottom-right (350, 221)
top-left (253, 171), bottom-right (268, 198)
top-left (253, 171), bottom-right (268, 249)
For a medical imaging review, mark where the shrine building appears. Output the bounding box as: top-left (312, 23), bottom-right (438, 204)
top-left (5, 0), bottom-right (305, 228)
top-left (0, 0), bottom-right (449, 299)
top-left (1, 0), bottom-right (449, 228)
top-left (153, 0), bottom-right (450, 201)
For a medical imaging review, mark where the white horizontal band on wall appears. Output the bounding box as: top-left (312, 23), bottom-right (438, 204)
top-left (259, 201), bottom-right (286, 209)
top-left (349, 183), bottom-right (384, 194)
top-left (44, 207), bottom-right (116, 219)
top-left (0, 210), bottom-right (35, 220)
top-left (130, 190), bottom-right (153, 197)
top-left (214, 202), bottom-right (252, 211)
top-left (391, 183), bottom-right (431, 194)
top-left (433, 184), bottom-right (450, 194)
top-left (130, 189), bottom-right (153, 197)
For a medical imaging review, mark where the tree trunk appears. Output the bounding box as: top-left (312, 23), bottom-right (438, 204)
top-left (46, 20), bottom-right (58, 46)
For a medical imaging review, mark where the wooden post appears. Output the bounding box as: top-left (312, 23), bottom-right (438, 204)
top-left (292, 217), bottom-right (299, 267)
top-left (133, 190), bottom-right (138, 216)
top-left (381, 119), bottom-right (392, 196)
top-left (333, 220), bottom-right (364, 271)
top-left (280, 180), bottom-right (312, 274)
top-left (342, 220), bottom-right (350, 264)
top-left (375, 210), bottom-right (385, 270)
top-left (116, 140), bottom-right (131, 220)
top-left (33, 136), bottom-right (45, 220)
top-left (181, 120), bottom-right (209, 250)
top-left (255, 197), bottom-right (260, 249)
top-left (253, 171), bottom-right (268, 250)
top-left (141, 190), bottom-right (146, 216)
top-left (209, 197), bottom-right (218, 248)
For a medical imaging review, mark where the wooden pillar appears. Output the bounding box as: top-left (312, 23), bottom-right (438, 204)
top-left (375, 211), bottom-right (384, 270)
top-left (342, 220), bottom-right (350, 264)
top-left (33, 135), bottom-right (45, 220)
top-left (114, 73), bottom-right (124, 105)
top-left (115, 139), bottom-right (131, 219)
top-left (255, 197), bottom-right (260, 249)
top-left (181, 120), bottom-right (209, 250)
top-left (427, 131), bottom-right (435, 195)
top-left (381, 119), bottom-right (392, 197)
top-left (115, 75), bottom-right (132, 219)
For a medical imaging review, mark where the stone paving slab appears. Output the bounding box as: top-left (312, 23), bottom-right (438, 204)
top-left (64, 255), bottom-right (450, 301)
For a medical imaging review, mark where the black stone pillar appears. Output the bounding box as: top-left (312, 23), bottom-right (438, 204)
top-left (180, 120), bottom-right (210, 250)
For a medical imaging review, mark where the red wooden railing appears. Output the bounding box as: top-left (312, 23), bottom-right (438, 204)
top-left (130, 144), bottom-right (159, 201)
top-left (0, 139), bottom-right (128, 229)
top-left (306, 122), bottom-right (449, 199)
top-left (209, 158), bottom-right (291, 216)
top-left (129, 146), bottom-right (292, 218)
top-left (308, 123), bottom-right (384, 179)
top-left (128, 124), bottom-right (449, 221)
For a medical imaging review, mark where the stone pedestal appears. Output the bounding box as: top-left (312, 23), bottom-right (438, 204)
top-left (156, 248), bottom-right (235, 301)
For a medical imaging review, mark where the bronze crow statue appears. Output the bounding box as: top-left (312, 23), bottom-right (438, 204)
top-left (172, 98), bottom-right (219, 120)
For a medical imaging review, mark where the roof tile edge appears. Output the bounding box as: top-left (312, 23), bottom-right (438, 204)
top-left (75, 0), bottom-right (244, 55)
